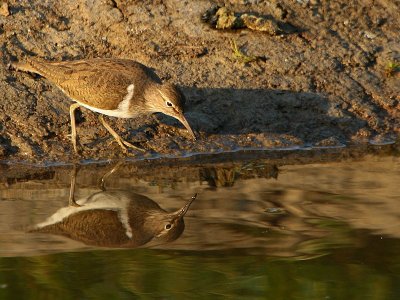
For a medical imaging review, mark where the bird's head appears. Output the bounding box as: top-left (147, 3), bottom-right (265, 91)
top-left (145, 193), bottom-right (197, 243)
top-left (145, 83), bottom-right (196, 140)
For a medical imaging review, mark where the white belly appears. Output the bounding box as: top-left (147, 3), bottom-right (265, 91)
top-left (74, 83), bottom-right (138, 118)
top-left (78, 102), bottom-right (137, 118)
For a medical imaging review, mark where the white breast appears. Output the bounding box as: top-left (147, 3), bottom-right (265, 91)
top-left (34, 191), bottom-right (134, 239)
top-left (78, 83), bottom-right (137, 118)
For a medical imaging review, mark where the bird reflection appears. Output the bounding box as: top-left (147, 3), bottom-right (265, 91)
top-left (31, 164), bottom-right (197, 248)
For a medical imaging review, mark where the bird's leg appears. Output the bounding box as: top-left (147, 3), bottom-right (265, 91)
top-left (100, 161), bottom-right (124, 191)
top-left (69, 164), bottom-right (82, 207)
top-left (98, 115), bottom-right (144, 152)
top-left (69, 103), bottom-right (81, 153)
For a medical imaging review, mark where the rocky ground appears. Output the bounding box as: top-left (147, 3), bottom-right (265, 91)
top-left (0, 0), bottom-right (399, 164)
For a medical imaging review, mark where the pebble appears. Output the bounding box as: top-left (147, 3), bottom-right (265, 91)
top-left (0, 2), bottom-right (9, 16)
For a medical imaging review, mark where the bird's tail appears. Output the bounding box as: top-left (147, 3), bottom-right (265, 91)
top-left (10, 58), bottom-right (45, 76)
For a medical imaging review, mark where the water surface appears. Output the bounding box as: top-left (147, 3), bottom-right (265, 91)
top-left (0, 149), bottom-right (399, 299)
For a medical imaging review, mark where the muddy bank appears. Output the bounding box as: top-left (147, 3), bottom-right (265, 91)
top-left (0, 143), bottom-right (398, 187)
top-left (0, 0), bottom-right (399, 163)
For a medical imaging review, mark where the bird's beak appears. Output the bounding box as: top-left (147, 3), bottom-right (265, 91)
top-left (173, 193), bottom-right (197, 219)
top-left (175, 112), bottom-right (196, 140)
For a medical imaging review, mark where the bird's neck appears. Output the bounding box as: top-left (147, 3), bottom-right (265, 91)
top-left (143, 83), bottom-right (162, 113)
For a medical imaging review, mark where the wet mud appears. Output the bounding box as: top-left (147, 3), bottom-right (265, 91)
top-left (0, 0), bottom-right (399, 164)
top-left (1, 143), bottom-right (397, 187)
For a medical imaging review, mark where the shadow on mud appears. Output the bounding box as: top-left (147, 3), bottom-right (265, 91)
top-left (157, 86), bottom-right (367, 145)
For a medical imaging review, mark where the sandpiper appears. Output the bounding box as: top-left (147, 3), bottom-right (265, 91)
top-left (12, 58), bottom-right (196, 153)
top-left (31, 189), bottom-right (197, 248)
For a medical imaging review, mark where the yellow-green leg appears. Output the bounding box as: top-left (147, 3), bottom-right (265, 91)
top-left (100, 161), bottom-right (124, 191)
top-left (69, 164), bottom-right (81, 207)
top-left (69, 103), bottom-right (81, 153)
top-left (98, 115), bottom-right (144, 152)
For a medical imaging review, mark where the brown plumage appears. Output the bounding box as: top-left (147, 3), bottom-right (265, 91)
top-left (12, 58), bottom-right (196, 153)
top-left (30, 190), bottom-right (197, 248)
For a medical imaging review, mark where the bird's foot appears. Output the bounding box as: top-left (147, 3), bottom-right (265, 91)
top-left (69, 198), bottom-right (82, 207)
top-left (109, 136), bottom-right (145, 153)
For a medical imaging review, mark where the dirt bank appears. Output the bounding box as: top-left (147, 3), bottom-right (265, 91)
top-left (0, 0), bottom-right (399, 163)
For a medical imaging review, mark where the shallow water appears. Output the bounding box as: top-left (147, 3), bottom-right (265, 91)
top-left (0, 149), bottom-right (400, 299)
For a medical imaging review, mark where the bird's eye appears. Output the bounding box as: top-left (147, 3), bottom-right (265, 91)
top-left (165, 223), bottom-right (172, 230)
top-left (166, 101), bottom-right (173, 107)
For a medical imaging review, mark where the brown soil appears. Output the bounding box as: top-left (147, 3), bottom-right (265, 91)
top-left (0, 0), bottom-right (399, 164)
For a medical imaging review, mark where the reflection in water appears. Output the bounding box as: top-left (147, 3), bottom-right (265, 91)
top-left (30, 166), bottom-right (196, 248)
top-left (200, 163), bottom-right (278, 187)
top-left (0, 150), bottom-right (399, 299)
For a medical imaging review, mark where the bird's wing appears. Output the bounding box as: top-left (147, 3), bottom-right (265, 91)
top-left (32, 209), bottom-right (134, 247)
top-left (24, 59), bottom-right (149, 110)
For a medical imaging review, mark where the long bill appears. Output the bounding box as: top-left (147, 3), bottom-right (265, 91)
top-left (176, 113), bottom-right (197, 140)
top-left (174, 193), bottom-right (197, 219)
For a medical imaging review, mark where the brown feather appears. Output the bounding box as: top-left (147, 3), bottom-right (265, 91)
top-left (14, 58), bottom-right (162, 111)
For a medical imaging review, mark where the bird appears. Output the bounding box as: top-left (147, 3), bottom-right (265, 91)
top-left (30, 190), bottom-right (197, 248)
top-left (11, 57), bottom-right (196, 153)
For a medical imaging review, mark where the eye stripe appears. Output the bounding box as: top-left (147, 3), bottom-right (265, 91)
top-left (157, 89), bottom-right (175, 108)
top-left (157, 89), bottom-right (169, 101)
